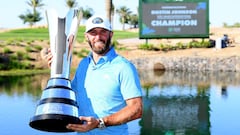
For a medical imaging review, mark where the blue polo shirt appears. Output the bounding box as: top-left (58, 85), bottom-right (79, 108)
top-left (71, 47), bottom-right (142, 135)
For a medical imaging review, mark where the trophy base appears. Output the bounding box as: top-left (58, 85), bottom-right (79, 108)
top-left (29, 114), bottom-right (83, 132)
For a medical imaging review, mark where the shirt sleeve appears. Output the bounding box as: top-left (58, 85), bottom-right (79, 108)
top-left (119, 62), bottom-right (142, 100)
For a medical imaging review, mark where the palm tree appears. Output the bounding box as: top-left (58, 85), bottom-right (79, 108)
top-left (116, 6), bottom-right (132, 30)
top-left (65, 0), bottom-right (78, 9)
top-left (129, 14), bottom-right (138, 28)
top-left (79, 7), bottom-right (94, 24)
top-left (19, 0), bottom-right (44, 27)
top-left (110, 4), bottom-right (115, 29)
top-left (19, 10), bottom-right (42, 27)
top-left (27, 0), bottom-right (44, 10)
top-left (105, 0), bottom-right (112, 22)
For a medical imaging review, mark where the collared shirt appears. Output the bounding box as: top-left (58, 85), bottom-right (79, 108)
top-left (71, 47), bottom-right (142, 135)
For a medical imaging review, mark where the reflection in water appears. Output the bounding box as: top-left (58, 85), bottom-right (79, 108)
top-left (142, 96), bottom-right (210, 135)
top-left (139, 70), bottom-right (240, 135)
top-left (1, 71), bottom-right (240, 135)
top-left (0, 74), bottom-right (49, 100)
top-left (139, 70), bottom-right (240, 87)
top-left (140, 72), bottom-right (210, 135)
top-left (221, 85), bottom-right (228, 98)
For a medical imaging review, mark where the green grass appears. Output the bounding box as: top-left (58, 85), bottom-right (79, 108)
top-left (0, 27), bottom-right (49, 41)
top-left (112, 30), bottom-right (138, 40)
top-left (0, 69), bottom-right (50, 76)
top-left (0, 26), bottom-right (138, 42)
top-left (0, 68), bottom-right (78, 76)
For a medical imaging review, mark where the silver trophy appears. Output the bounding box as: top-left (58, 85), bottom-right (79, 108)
top-left (29, 9), bottom-right (82, 132)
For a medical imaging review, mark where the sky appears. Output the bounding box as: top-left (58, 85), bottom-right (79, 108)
top-left (0, 0), bottom-right (240, 30)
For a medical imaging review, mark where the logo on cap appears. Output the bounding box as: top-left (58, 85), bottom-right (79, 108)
top-left (92, 17), bottom-right (104, 24)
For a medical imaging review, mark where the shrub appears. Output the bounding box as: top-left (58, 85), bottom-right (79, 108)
top-left (16, 38), bottom-right (24, 42)
top-left (112, 40), bottom-right (119, 48)
top-left (5, 39), bottom-right (14, 45)
top-left (7, 60), bottom-right (33, 69)
top-left (0, 57), bottom-right (33, 70)
top-left (16, 51), bottom-right (25, 60)
top-left (26, 41), bottom-right (32, 45)
top-left (74, 49), bottom-right (89, 58)
top-left (3, 47), bottom-right (12, 54)
top-left (138, 43), bottom-right (155, 50)
top-left (23, 53), bottom-right (32, 60)
top-left (201, 40), bottom-right (211, 48)
top-left (159, 44), bottom-right (171, 51)
top-left (25, 46), bottom-right (33, 52)
top-left (176, 42), bottom-right (186, 49)
top-left (33, 45), bottom-right (42, 51)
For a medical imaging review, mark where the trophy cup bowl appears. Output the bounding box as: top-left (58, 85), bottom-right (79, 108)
top-left (29, 9), bottom-right (82, 132)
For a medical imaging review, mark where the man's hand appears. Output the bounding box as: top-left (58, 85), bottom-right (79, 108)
top-left (66, 116), bottom-right (99, 132)
top-left (47, 48), bottom-right (53, 68)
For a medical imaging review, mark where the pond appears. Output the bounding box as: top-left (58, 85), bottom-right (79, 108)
top-left (0, 70), bottom-right (240, 135)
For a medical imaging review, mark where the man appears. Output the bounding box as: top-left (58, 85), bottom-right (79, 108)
top-left (49, 15), bottom-right (143, 134)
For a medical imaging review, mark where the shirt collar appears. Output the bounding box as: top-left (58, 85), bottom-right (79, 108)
top-left (88, 47), bottom-right (118, 65)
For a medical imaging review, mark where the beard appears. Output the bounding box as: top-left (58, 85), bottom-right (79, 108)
top-left (88, 37), bottom-right (111, 55)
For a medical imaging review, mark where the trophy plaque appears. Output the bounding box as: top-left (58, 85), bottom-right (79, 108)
top-left (29, 9), bottom-right (82, 132)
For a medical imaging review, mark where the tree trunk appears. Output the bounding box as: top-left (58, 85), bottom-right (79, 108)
top-left (105, 0), bottom-right (112, 23)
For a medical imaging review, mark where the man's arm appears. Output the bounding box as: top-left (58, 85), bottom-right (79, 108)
top-left (103, 97), bottom-right (143, 126)
top-left (66, 97), bottom-right (143, 132)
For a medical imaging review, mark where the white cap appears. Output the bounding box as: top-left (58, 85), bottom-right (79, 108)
top-left (85, 15), bottom-right (112, 32)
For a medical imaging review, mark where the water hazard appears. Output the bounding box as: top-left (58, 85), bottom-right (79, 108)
top-left (0, 71), bottom-right (240, 135)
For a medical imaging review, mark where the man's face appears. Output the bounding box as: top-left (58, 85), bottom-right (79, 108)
top-left (85, 28), bottom-right (113, 55)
